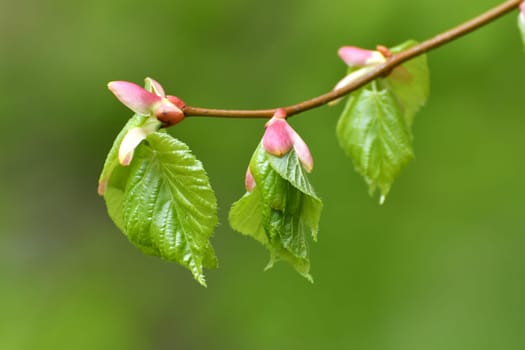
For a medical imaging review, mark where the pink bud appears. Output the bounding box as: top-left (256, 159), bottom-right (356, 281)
top-left (338, 46), bottom-right (386, 67)
top-left (245, 167), bottom-right (256, 192)
top-left (263, 118), bottom-right (293, 156)
top-left (108, 81), bottom-right (161, 116)
top-left (520, 2), bottom-right (525, 20)
top-left (108, 80), bottom-right (185, 127)
top-left (262, 110), bottom-right (314, 172)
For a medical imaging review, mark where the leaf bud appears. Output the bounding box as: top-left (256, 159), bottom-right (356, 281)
top-left (262, 109), bottom-right (314, 172)
top-left (263, 111), bottom-right (294, 157)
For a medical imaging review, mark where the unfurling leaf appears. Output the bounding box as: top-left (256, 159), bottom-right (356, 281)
top-left (336, 40), bottom-right (429, 202)
top-left (337, 81), bottom-right (414, 202)
top-left (100, 131), bottom-right (218, 286)
top-left (229, 144), bottom-right (322, 282)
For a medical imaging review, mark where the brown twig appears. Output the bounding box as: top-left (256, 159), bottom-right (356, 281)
top-left (183, 0), bottom-right (522, 119)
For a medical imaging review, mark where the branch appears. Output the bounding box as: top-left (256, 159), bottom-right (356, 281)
top-left (183, 0), bottom-right (522, 119)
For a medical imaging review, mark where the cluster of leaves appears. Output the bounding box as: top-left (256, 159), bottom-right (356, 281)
top-left (229, 144), bottom-right (322, 282)
top-left (99, 40), bottom-right (430, 285)
top-left (106, 15), bottom-right (525, 283)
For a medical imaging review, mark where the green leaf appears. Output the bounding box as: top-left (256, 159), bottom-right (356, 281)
top-left (229, 144), bottom-right (322, 282)
top-left (336, 81), bottom-right (414, 202)
top-left (230, 187), bottom-right (314, 282)
top-left (385, 40), bottom-right (430, 129)
top-left (102, 132), bottom-right (218, 286)
top-left (268, 150), bottom-right (319, 198)
top-left (229, 190), bottom-right (266, 244)
top-left (267, 151), bottom-right (322, 240)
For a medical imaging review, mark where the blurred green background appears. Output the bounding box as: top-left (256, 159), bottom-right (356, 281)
top-left (1, 0), bottom-right (524, 349)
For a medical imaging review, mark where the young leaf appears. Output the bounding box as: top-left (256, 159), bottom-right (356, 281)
top-left (229, 190), bottom-right (266, 244)
top-left (229, 144), bottom-right (322, 282)
top-left (102, 132), bottom-right (218, 286)
top-left (230, 186), bottom-right (314, 281)
top-left (336, 81), bottom-right (414, 202)
top-left (385, 40), bottom-right (430, 129)
top-left (267, 150), bottom-right (322, 239)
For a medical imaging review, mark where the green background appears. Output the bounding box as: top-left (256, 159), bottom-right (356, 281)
top-left (1, 0), bottom-right (524, 349)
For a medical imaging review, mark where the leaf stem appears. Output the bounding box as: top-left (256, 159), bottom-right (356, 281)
top-left (183, 0), bottom-right (522, 120)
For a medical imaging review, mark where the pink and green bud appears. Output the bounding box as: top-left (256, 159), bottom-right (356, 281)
top-left (108, 78), bottom-right (186, 127)
top-left (263, 112), bottom-right (294, 157)
top-left (108, 81), bottom-right (162, 116)
top-left (245, 167), bottom-right (256, 192)
top-left (262, 109), bottom-right (314, 172)
top-left (338, 46), bottom-right (386, 67)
